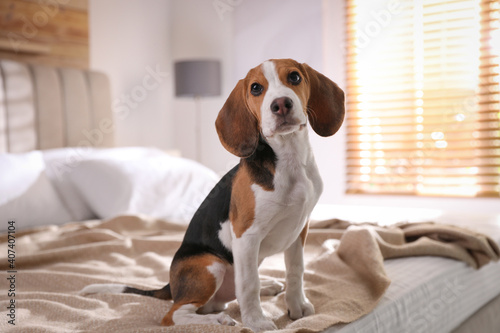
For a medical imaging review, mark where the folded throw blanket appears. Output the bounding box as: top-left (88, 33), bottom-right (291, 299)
top-left (0, 216), bottom-right (498, 333)
top-left (313, 219), bottom-right (500, 269)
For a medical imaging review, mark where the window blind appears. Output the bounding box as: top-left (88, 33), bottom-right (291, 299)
top-left (345, 0), bottom-right (500, 197)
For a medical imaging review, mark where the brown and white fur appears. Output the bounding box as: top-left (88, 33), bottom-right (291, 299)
top-left (80, 59), bottom-right (345, 332)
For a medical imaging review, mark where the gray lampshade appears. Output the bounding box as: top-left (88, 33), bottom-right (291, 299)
top-left (174, 60), bottom-right (221, 97)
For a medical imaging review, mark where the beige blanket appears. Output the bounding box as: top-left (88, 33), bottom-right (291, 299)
top-left (0, 216), bottom-right (498, 333)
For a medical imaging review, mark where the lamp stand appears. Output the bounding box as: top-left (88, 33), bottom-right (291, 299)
top-left (194, 95), bottom-right (202, 162)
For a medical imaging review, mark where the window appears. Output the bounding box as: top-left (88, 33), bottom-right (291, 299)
top-left (345, 0), bottom-right (500, 197)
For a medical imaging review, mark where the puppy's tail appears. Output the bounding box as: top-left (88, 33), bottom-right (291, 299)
top-left (79, 283), bottom-right (172, 300)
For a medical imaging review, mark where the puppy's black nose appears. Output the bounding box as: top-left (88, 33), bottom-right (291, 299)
top-left (271, 97), bottom-right (293, 116)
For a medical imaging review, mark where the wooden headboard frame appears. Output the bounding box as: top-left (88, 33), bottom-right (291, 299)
top-left (0, 59), bottom-right (114, 153)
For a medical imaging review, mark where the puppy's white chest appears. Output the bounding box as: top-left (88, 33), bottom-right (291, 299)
top-left (254, 147), bottom-right (322, 258)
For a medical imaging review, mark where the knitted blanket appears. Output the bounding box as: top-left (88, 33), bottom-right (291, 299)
top-left (0, 215), bottom-right (498, 332)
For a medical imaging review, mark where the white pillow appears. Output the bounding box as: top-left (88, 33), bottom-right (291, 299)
top-left (42, 147), bottom-right (167, 221)
top-left (0, 151), bottom-right (72, 231)
top-left (67, 154), bottom-right (219, 224)
top-left (43, 148), bottom-right (95, 221)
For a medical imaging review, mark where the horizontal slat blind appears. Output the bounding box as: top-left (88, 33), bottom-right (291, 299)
top-left (345, 0), bottom-right (500, 197)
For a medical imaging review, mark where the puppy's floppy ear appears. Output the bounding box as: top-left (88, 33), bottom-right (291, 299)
top-left (216, 79), bottom-right (259, 158)
top-left (302, 63), bottom-right (345, 137)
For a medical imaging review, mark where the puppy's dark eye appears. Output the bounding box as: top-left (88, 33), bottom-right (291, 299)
top-left (288, 71), bottom-right (302, 85)
top-left (250, 83), bottom-right (263, 96)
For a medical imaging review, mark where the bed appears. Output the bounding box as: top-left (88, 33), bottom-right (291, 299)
top-left (1, 59), bottom-right (499, 333)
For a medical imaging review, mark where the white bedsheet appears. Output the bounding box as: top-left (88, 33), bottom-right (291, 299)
top-left (311, 206), bottom-right (500, 333)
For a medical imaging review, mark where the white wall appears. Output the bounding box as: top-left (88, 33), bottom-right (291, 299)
top-left (232, 0), bottom-right (323, 79)
top-left (89, 0), bottom-right (173, 149)
top-left (170, 0), bottom-right (235, 175)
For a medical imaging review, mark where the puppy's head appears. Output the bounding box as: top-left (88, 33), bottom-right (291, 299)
top-left (216, 59), bottom-right (345, 157)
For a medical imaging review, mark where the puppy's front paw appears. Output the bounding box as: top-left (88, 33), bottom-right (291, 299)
top-left (287, 298), bottom-right (315, 320)
top-left (245, 316), bottom-right (277, 332)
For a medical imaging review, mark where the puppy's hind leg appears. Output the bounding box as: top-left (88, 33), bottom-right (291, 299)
top-left (163, 304), bottom-right (235, 326)
top-left (161, 254), bottom-right (236, 327)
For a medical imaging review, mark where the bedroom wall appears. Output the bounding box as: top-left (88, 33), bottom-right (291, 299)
top-left (170, 0), bottom-right (235, 175)
top-left (232, 0), bottom-right (323, 79)
top-left (89, 0), bottom-right (173, 149)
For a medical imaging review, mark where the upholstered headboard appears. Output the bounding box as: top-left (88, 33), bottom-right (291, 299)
top-left (0, 60), bottom-right (114, 153)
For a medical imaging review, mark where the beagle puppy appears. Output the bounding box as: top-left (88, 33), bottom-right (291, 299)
top-left (81, 58), bottom-right (345, 332)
